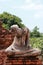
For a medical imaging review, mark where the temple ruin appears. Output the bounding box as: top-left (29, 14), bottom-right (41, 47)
top-left (0, 20), bottom-right (42, 65)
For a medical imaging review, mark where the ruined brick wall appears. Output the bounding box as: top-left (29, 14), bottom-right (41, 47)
top-left (0, 25), bottom-right (14, 49)
top-left (0, 20), bottom-right (21, 49)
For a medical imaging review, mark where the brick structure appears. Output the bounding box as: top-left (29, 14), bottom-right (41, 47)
top-left (0, 21), bottom-right (14, 49)
top-left (0, 50), bottom-right (42, 65)
top-left (0, 21), bottom-right (42, 65)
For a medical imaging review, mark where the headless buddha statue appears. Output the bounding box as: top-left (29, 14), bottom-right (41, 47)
top-left (5, 25), bottom-right (30, 52)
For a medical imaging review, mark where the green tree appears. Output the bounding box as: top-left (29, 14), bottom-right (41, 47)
top-left (30, 26), bottom-right (41, 37)
top-left (0, 12), bottom-right (25, 29)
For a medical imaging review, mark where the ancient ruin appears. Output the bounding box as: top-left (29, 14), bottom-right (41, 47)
top-left (0, 20), bottom-right (42, 65)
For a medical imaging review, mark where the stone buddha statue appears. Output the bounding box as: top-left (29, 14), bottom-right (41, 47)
top-left (5, 24), bottom-right (41, 58)
top-left (5, 25), bottom-right (30, 52)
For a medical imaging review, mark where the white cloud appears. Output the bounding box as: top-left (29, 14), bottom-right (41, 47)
top-left (24, 0), bottom-right (43, 10)
top-left (25, 0), bottom-right (41, 4)
top-left (34, 14), bottom-right (40, 18)
top-left (34, 4), bottom-right (43, 10)
top-left (0, 0), bottom-right (6, 2)
top-left (19, 4), bottom-right (43, 10)
top-left (0, 0), bottom-right (11, 2)
top-left (25, 0), bottom-right (32, 3)
top-left (20, 3), bottom-right (34, 9)
top-left (34, 12), bottom-right (43, 18)
top-left (14, 0), bottom-right (43, 11)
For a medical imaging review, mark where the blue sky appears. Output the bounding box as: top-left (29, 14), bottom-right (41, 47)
top-left (0, 0), bottom-right (43, 32)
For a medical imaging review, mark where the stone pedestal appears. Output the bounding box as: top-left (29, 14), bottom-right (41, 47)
top-left (0, 49), bottom-right (42, 65)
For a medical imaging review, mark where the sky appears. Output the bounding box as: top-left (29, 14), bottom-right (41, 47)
top-left (0, 0), bottom-right (43, 32)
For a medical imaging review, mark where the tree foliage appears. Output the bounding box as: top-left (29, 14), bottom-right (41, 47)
top-left (30, 37), bottom-right (43, 50)
top-left (0, 12), bottom-right (25, 29)
top-left (30, 26), bottom-right (41, 37)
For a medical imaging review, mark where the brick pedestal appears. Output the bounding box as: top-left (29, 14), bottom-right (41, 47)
top-left (0, 50), bottom-right (42, 65)
top-left (6, 56), bottom-right (42, 65)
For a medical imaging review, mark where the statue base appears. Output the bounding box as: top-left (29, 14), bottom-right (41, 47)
top-left (0, 48), bottom-right (42, 65)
